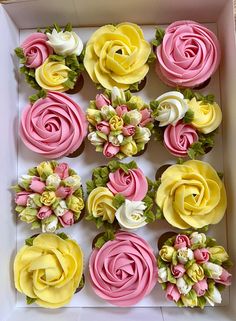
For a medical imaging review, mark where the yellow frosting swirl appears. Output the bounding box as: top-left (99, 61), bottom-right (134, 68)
top-left (155, 160), bottom-right (227, 229)
top-left (188, 97), bottom-right (222, 134)
top-left (35, 58), bottom-right (71, 92)
top-left (87, 187), bottom-right (116, 223)
top-left (14, 233), bottom-right (83, 308)
top-left (84, 22), bottom-right (151, 90)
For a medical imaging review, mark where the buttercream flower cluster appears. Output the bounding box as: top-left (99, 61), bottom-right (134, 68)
top-left (15, 23), bottom-right (84, 94)
top-left (13, 161), bottom-right (85, 232)
top-left (157, 232), bottom-right (232, 308)
top-left (151, 90), bottom-right (222, 158)
top-left (87, 87), bottom-right (153, 158)
top-left (86, 160), bottom-right (156, 230)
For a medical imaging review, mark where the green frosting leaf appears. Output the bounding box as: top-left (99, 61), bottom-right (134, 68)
top-left (95, 230), bottom-right (115, 249)
top-left (147, 50), bottom-right (156, 64)
top-left (29, 89), bottom-right (47, 104)
top-left (31, 221), bottom-right (41, 230)
top-left (183, 109), bottom-right (194, 123)
top-left (152, 27), bottom-right (165, 47)
top-left (152, 123), bottom-right (164, 142)
top-left (15, 47), bottom-right (27, 64)
top-left (86, 180), bottom-right (96, 194)
top-left (181, 88), bottom-right (215, 104)
top-left (49, 54), bottom-right (65, 62)
top-left (27, 167), bottom-right (38, 176)
top-left (20, 66), bottom-right (41, 90)
top-left (57, 232), bottom-right (69, 240)
top-left (197, 296), bottom-right (207, 309)
top-left (129, 81), bottom-right (140, 92)
top-left (25, 235), bottom-right (37, 246)
top-left (12, 185), bottom-right (23, 193)
top-left (112, 194), bottom-right (125, 209)
top-left (64, 23), bottom-right (72, 32)
top-left (26, 296), bottom-right (37, 305)
top-left (15, 205), bottom-right (25, 213)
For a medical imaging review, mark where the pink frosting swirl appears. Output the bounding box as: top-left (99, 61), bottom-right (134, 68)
top-left (107, 167), bottom-right (148, 201)
top-left (20, 91), bottom-right (87, 159)
top-left (164, 121), bottom-right (198, 157)
top-left (21, 33), bottom-right (53, 69)
top-left (155, 20), bottom-right (221, 88)
top-left (89, 231), bottom-right (157, 306)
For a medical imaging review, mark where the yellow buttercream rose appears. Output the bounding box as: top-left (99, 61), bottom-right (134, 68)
top-left (155, 160), bottom-right (227, 229)
top-left (87, 187), bottom-right (116, 223)
top-left (187, 263), bottom-right (204, 282)
top-left (84, 22), bottom-right (151, 90)
top-left (14, 233), bottom-right (83, 308)
top-left (67, 195), bottom-right (84, 212)
top-left (109, 115), bottom-right (124, 131)
top-left (187, 97), bottom-right (222, 134)
top-left (35, 58), bottom-right (71, 92)
top-left (40, 191), bottom-right (56, 206)
top-left (120, 140), bottom-right (138, 157)
top-left (159, 245), bottom-right (175, 262)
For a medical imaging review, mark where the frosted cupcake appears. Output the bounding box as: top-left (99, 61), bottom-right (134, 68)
top-left (151, 90), bottom-right (222, 158)
top-left (89, 231), bottom-right (157, 306)
top-left (157, 232), bottom-right (232, 308)
top-left (20, 91), bottom-right (87, 159)
top-left (87, 87), bottom-right (153, 159)
top-left (14, 233), bottom-right (84, 308)
top-left (15, 23), bottom-right (84, 95)
top-left (84, 22), bottom-right (152, 90)
top-left (13, 161), bottom-right (85, 231)
top-left (154, 21), bottom-right (221, 88)
top-left (86, 160), bottom-right (158, 230)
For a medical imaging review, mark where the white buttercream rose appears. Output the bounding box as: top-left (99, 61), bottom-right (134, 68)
top-left (46, 29), bottom-right (83, 56)
top-left (54, 200), bottom-right (68, 217)
top-left (190, 231), bottom-right (207, 246)
top-left (109, 134), bottom-right (124, 146)
top-left (176, 277), bottom-right (192, 295)
top-left (205, 285), bottom-right (222, 306)
top-left (88, 132), bottom-right (106, 146)
top-left (177, 248), bottom-right (194, 264)
top-left (46, 173), bottom-right (61, 189)
top-left (115, 199), bottom-right (147, 229)
top-left (63, 175), bottom-right (81, 191)
top-left (158, 267), bottom-right (168, 283)
top-left (42, 215), bottom-right (58, 233)
top-left (155, 91), bottom-right (188, 126)
top-left (111, 86), bottom-right (125, 104)
top-left (134, 127), bottom-right (151, 144)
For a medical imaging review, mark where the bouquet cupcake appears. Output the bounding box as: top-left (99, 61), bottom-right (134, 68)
top-left (84, 22), bottom-right (153, 91)
top-left (86, 160), bottom-right (159, 230)
top-left (20, 91), bottom-right (87, 159)
top-left (13, 161), bottom-right (85, 232)
top-left (89, 231), bottom-right (157, 306)
top-left (14, 233), bottom-right (84, 308)
top-left (87, 87), bottom-right (153, 159)
top-left (151, 90), bottom-right (222, 158)
top-left (157, 232), bottom-right (232, 308)
top-left (155, 160), bottom-right (227, 230)
top-left (15, 23), bottom-right (84, 96)
top-left (153, 20), bottom-right (221, 88)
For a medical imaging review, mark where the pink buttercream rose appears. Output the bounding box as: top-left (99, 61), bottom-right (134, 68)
top-left (54, 163), bottom-right (69, 179)
top-left (171, 264), bottom-right (186, 278)
top-left (164, 121), bottom-right (198, 157)
top-left (122, 125), bottom-right (135, 136)
top-left (215, 268), bottom-right (232, 286)
top-left (194, 248), bottom-right (210, 264)
top-left (116, 105), bottom-right (128, 117)
top-left (89, 231), bottom-right (157, 307)
top-left (20, 92), bottom-right (87, 159)
top-left (37, 206), bottom-right (52, 220)
top-left (165, 283), bottom-right (181, 302)
top-left (155, 20), bottom-right (221, 88)
top-left (58, 211), bottom-right (74, 227)
top-left (21, 33), bottom-right (53, 69)
top-left (107, 167), bottom-right (148, 201)
top-left (103, 142), bottom-right (120, 158)
top-left (55, 186), bottom-right (73, 199)
top-left (95, 94), bottom-right (110, 109)
top-left (140, 108), bottom-right (153, 127)
top-left (29, 177), bottom-right (45, 194)
top-left (15, 191), bottom-right (30, 206)
top-left (96, 121), bottom-right (110, 135)
top-left (193, 278), bottom-right (208, 296)
top-left (174, 234), bottom-right (191, 250)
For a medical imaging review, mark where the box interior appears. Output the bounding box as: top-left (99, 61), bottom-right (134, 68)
top-left (1, 0), bottom-right (236, 320)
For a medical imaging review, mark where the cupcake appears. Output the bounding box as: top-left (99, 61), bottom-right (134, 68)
top-left (20, 91), bottom-right (87, 159)
top-left (157, 232), bottom-right (232, 308)
top-left (151, 90), bottom-right (222, 158)
top-left (84, 22), bottom-right (152, 90)
top-left (155, 160), bottom-right (227, 229)
top-left (87, 87), bottom-right (153, 159)
top-left (154, 21), bottom-right (221, 88)
top-left (86, 160), bottom-right (158, 230)
top-left (13, 161), bottom-right (85, 231)
top-left (14, 233), bottom-right (84, 308)
top-left (15, 23), bottom-right (84, 95)
top-left (89, 231), bottom-right (157, 306)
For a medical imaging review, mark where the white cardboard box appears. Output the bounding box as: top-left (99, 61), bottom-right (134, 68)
top-left (0, 0), bottom-right (236, 320)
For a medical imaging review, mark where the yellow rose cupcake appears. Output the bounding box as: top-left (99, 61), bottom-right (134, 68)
top-left (84, 22), bottom-right (151, 90)
top-left (155, 160), bottom-right (227, 229)
top-left (14, 233), bottom-right (84, 308)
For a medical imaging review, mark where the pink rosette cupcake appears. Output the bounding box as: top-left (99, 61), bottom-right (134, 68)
top-left (12, 161), bottom-right (85, 232)
top-left (154, 21), bottom-right (221, 88)
top-left (157, 232), bottom-right (232, 308)
top-left (86, 160), bottom-right (158, 230)
top-left (20, 91), bottom-right (87, 159)
top-left (89, 231), bottom-right (157, 306)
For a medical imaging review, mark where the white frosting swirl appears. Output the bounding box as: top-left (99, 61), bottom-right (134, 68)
top-left (155, 91), bottom-right (188, 126)
top-left (115, 199), bottom-right (147, 229)
top-left (47, 29), bottom-right (83, 56)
